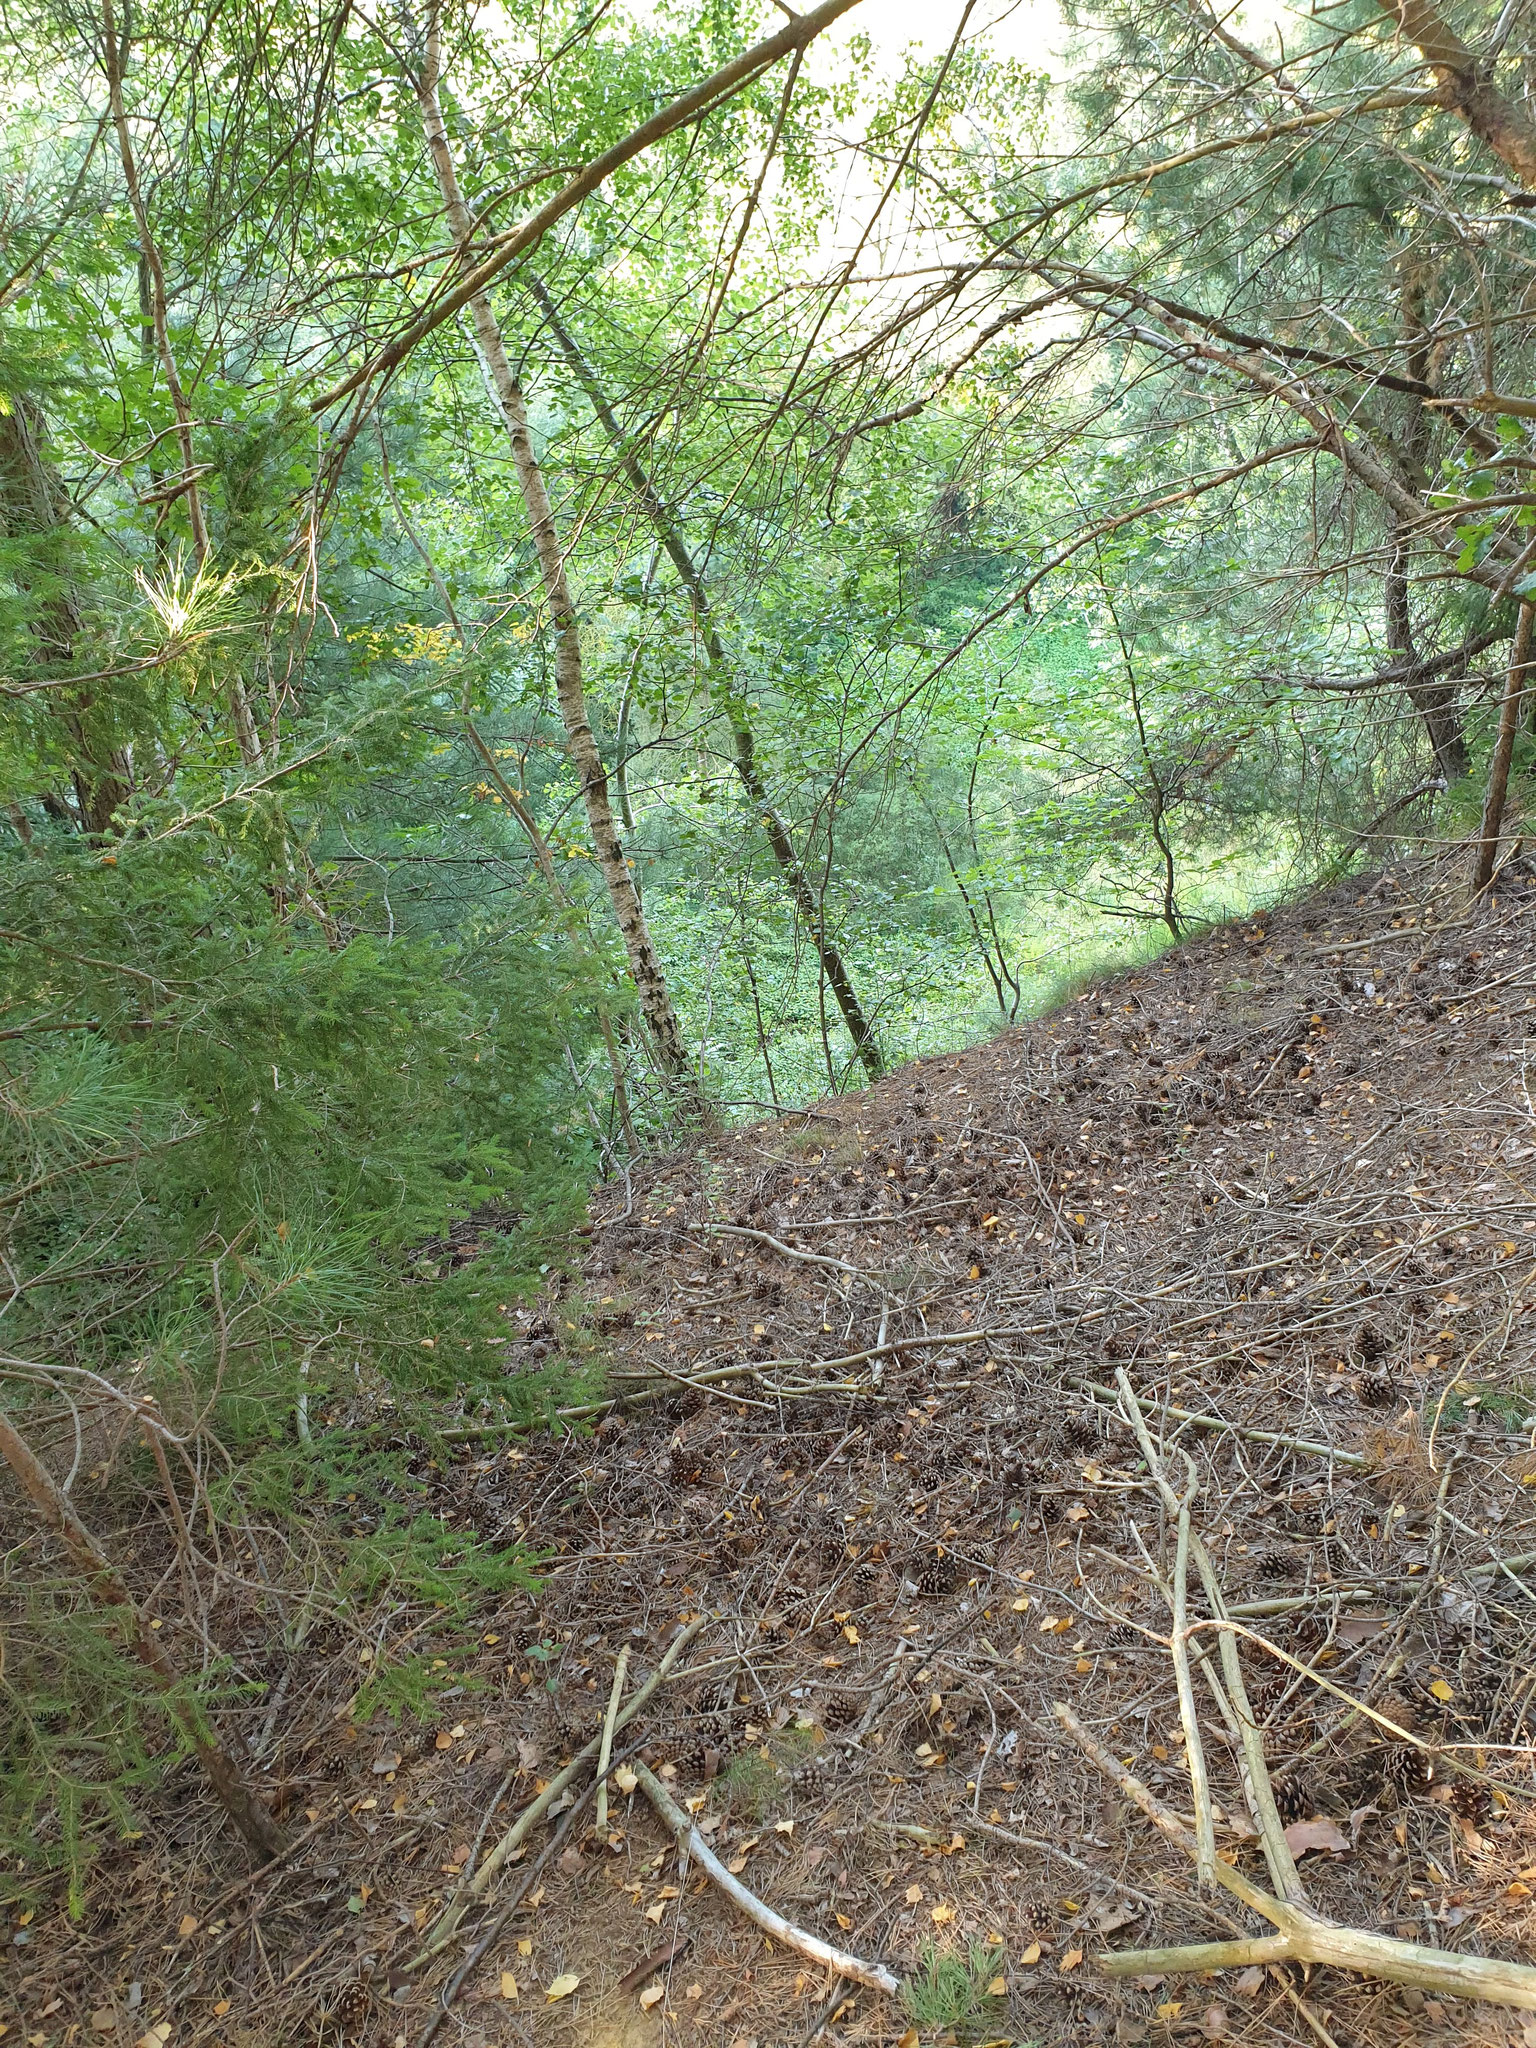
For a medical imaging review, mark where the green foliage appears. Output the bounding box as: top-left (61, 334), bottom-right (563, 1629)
top-left (901, 1939), bottom-right (1012, 2042)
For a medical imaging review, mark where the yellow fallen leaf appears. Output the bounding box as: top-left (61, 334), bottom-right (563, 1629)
top-left (177, 1914), bottom-right (199, 1938)
top-left (136, 2029), bottom-right (172, 2048)
top-left (1060, 1948), bottom-right (1083, 1971)
top-left (545, 1973), bottom-right (580, 2001)
top-left (931, 1902), bottom-right (956, 1925)
top-left (1011, 1595), bottom-right (1031, 1611)
top-left (986, 1976), bottom-right (1008, 1996)
top-left (898, 2032), bottom-right (920, 2048)
top-left (639, 1985), bottom-right (664, 2011)
top-left (1075, 1657), bottom-right (1091, 1674)
top-left (835, 1912), bottom-right (853, 1929)
top-left (499, 1972), bottom-right (518, 2000)
top-left (1019, 1942), bottom-right (1041, 1965)
top-left (644, 1902), bottom-right (666, 1923)
top-left (517, 1938), bottom-right (532, 1957)
top-left (1157, 2002), bottom-right (1183, 2021)
top-left (1429, 1679), bottom-right (1455, 1702)
top-left (211, 2004), bottom-right (230, 2020)
top-left (774, 1819), bottom-right (795, 1835)
top-left (614, 1765), bottom-right (638, 1793)
top-left (1507, 1881), bottom-right (1532, 1899)
top-left (843, 1625), bottom-right (860, 1644)
top-left (906, 1885), bottom-right (924, 1903)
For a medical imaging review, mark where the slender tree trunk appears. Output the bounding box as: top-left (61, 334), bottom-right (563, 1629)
top-left (411, 25), bottom-right (700, 1101)
top-left (100, 0), bottom-right (210, 566)
top-left (0, 401), bottom-right (132, 835)
top-left (1475, 601), bottom-right (1535, 889)
top-left (0, 1408), bottom-right (285, 1858)
top-left (1389, 262), bottom-right (1469, 780)
top-left (525, 278), bottom-right (885, 1079)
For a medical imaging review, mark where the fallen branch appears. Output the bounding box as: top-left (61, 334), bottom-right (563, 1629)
top-left (631, 1761), bottom-right (900, 1995)
top-left (415, 1770), bottom-right (596, 2048)
top-left (1115, 1369), bottom-right (1304, 1907)
top-left (1056, 1701), bottom-right (1536, 2009)
top-left (595, 1644), bottom-right (629, 1833)
top-left (414, 1616), bottom-right (713, 1958)
top-left (1077, 1377), bottom-right (1367, 1468)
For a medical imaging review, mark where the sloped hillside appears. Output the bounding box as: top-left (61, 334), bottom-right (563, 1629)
top-left (18, 852), bottom-right (1536, 2048)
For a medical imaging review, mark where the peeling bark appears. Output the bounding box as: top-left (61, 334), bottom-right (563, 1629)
top-left (412, 25), bottom-right (701, 1102)
top-left (526, 278), bottom-right (884, 1079)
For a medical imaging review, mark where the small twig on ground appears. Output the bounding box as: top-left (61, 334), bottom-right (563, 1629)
top-left (954, 1818), bottom-right (1165, 1909)
top-left (614, 1935), bottom-right (691, 1996)
top-left (415, 1770), bottom-right (597, 2048)
top-left (1113, 1372), bottom-right (1217, 1885)
top-left (1079, 1378), bottom-right (1366, 1468)
top-left (595, 1644), bottom-right (629, 1834)
top-left (631, 1761), bottom-right (901, 1995)
top-left (413, 1616), bottom-right (712, 1959)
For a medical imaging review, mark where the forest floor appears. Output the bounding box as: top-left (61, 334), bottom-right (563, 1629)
top-left (17, 848), bottom-right (1536, 2048)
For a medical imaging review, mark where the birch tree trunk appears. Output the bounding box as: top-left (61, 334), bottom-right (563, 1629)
top-left (525, 277), bottom-right (885, 1080)
top-left (411, 23), bottom-right (701, 1101)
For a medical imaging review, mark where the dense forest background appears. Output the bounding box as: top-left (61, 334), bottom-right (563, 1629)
top-left (7, 0), bottom-right (1536, 1917)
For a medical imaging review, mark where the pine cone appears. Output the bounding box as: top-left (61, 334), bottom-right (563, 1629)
top-left (1272, 1774), bottom-right (1315, 1824)
top-left (1061, 1411), bottom-right (1101, 1453)
top-left (1356, 1320), bottom-right (1390, 1362)
top-left (1456, 1667), bottom-right (1503, 1736)
top-left (318, 1750), bottom-right (349, 1781)
top-left (914, 1550), bottom-right (960, 1597)
top-left (1246, 1668), bottom-right (1287, 1717)
top-left (1447, 1779), bottom-right (1491, 1826)
top-left (1379, 1744), bottom-right (1433, 1802)
top-left (331, 1982), bottom-right (370, 2037)
top-left (852, 1560), bottom-right (881, 1598)
top-left (822, 1691), bottom-right (859, 1731)
top-left (1038, 1493), bottom-right (1064, 1527)
top-left (1249, 1543), bottom-right (1296, 1584)
top-left (1358, 1370), bottom-right (1398, 1410)
top-left (1103, 1621), bottom-right (1140, 1648)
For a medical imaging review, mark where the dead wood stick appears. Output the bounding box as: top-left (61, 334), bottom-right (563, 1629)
top-left (1055, 1702), bottom-right (1536, 2010)
top-left (955, 1819), bottom-right (1165, 1908)
top-left (846, 1636), bottom-right (916, 1744)
top-left (1078, 1378), bottom-right (1367, 1467)
top-left (614, 1935), bottom-right (692, 1996)
top-left (0, 1408), bottom-right (284, 1859)
top-left (1115, 1368), bottom-right (1305, 1905)
top-left (595, 1644), bottom-right (629, 1833)
top-left (1106, 1935), bottom-right (1295, 1974)
top-left (1051, 1704), bottom-right (1276, 1920)
top-left (630, 1762), bottom-right (900, 1995)
top-left (416, 1617), bottom-right (712, 1958)
top-left (1113, 1374), bottom-right (1217, 1885)
top-left (415, 1772), bottom-right (596, 2048)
